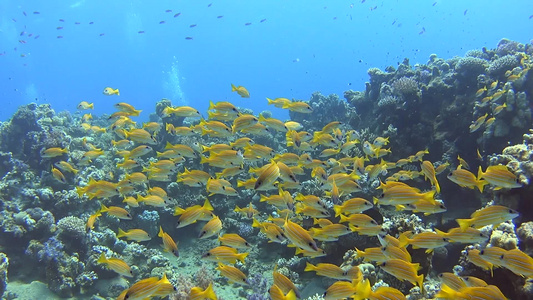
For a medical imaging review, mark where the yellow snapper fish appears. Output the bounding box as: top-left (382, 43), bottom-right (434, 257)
top-left (378, 259), bottom-right (424, 289)
top-left (100, 204), bottom-right (132, 220)
top-left (216, 262), bottom-right (249, 285)
top-left (117, 228), bottom-right (151, 242)
top-left (456, 205), bottom-right (519, 231)
top-left (447, 166), bottom-right (486, 192)
top-left (282, 101), bottom-right (313, 113)
top-left (158, 226), bottom-right (179, 257)
top-left (231, 83), bottom-right (250, 98)
top-left (499, 248), bottom-right (533, 277)
top-left (103, 87), bottom-right (120, 95)
top-left (41, 147), bottom-right (68, 158)
top-left (97, 253), bottom-right (133, 277)
top-left (398, 231), bottom-right (449, 253)
top-left (420, 160), bottom-right (440, 193)
top-left (198, 216), bottom-right (223, 239)
top-left (189, 282), bottom-right (217, 300)
top-left (273, 266), bottom-right (301, 298)
top-left (124, 274), bottom-right (175, 300)
top-left (437, 272), bottom-right (466, 291)
top-left (175, 199), bottom-right (215, 228)
top-left (283, 216), bottom-right (318, 252)
top-left (77, 101), bottom-right (94, 110)
top-left (435, 284), bottom-right (506, 300)
top-left (477, 165), bottom-right (522, 190)
top-left (267, 97), bottom-right (292, 108)
top-left (218, 233), bottom-right (251, 249)
top-left (51, 166), bottom-right (67, 183)
top-left (269, 284), bottom-right (297, 300)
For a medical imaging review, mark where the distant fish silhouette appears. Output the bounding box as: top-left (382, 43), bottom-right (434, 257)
top-left (160, 21), bottom-right (166, 24)
top-left (217, 15), bottom-right (223, 18)
top-left (138, 31), bottom-right (145, 34)
top-left (185, 37), bottom-right (193, 40)
top-left (260, 19), bottom-right (266, 22)
top-left (59, 19), bottom-right (65, 22)
top-left (33, 11), bottom-right (40, 14)
top-left (174, 13), bottom-right (181, 18)
top-left (245, 22), bottom-right (252, 26)
top-left (190, 24), bottom-right (197, 28)
top-left (165, 9), bottom-right (172, 12)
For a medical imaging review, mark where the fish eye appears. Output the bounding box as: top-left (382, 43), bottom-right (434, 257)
top-left (308, 242), bottom-right (314, 246)
top-left (440, 205), bottom-right (446, 209)
top-left (127, 214), bottom-right (132, 218)
top-left (370, 220), bottom-right (377, 225)
top-left (447, 172), bottom-right (453, 177)
top-left (205, 252), bottom-right (211, 256)
top-left (500, 254), bottom-right (504, 259)
top-left (379, 193), bottom-right (385, 198)
top-left (480, 250), bottom-right (484, 255)
top-left (242, 278), bottom-right (247, 282)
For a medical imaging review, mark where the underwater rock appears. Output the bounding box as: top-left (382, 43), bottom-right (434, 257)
top-left (517, 222), bottom-right (533, 255)
top-left (488, 54), bottom-right (520, 77)
top-left (489, 222), bottom-right (519, 249)
top-left (0, 253), bottom-right (8, 298)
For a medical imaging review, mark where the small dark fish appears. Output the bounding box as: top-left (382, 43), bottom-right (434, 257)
top-left (244, 22), bottom-right (252, 26)
top-left (19, 40), bottom-right (26, 44)
top-left (165, 9), bottom-right (172, 12)
top-left (75, 22), bottom-right (80, 25)
top-left (138, 31), bottom-right (145, 34)
top-left (99, 33), bottom-right (105, 36)
top-left (33, 11), bottom-right (40, 14)
top-left (34, 35), bottom-right (40, 39)
top-left (433, 2), bottom-right (437, 6)
top-left (57, 27), bottom-right (63, 30)
top-left (208, 3), bottom-right (212, 7)
top-left (12, 18), bottom-right (17, 22)
top-left (57, 36), bottom-right (63, 39)
top-left (361, 0), bottom-right (365, 3)
top-left (160, 21), bottom-right (166, 24)
top-left (20, 31), bottom-right (25, 36)
top-left (333, 16), bottom-right (337, 20)
top-left (28, 33), bottom-right (33, 37)
top-left (464, 9), bottom-right (468, 15)
top-left (185, 37), bottom-right (193, 40)
top-left (89, 21), bottom-right (94, 24)
top-left (174, 13), bottom-right (181, 18)
top-left (260, 19), bottom-right (266, 22)
top-left (217, 15), bottom-right (223, 18)
top-left (529, 14), bottom-right (533, 19)
top-left (23, 11), bottom-right (27, 16)
top-left (392, 20), bottom-right (396, 25)
top-left (189, 24), bottom-right (197, 28)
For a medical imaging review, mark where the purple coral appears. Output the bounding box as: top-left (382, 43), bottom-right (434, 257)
top-left (247, 272), bottom-right (269, 300)
top-left (36, 236), bottom-right (64, 263)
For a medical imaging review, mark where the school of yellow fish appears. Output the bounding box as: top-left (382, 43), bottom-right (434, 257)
top-left (40, 82), bottom-right (528, 300)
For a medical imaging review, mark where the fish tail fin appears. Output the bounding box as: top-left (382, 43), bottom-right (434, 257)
top-left (304, 262), bottom-right (316, 272)
top-left (208, 100), bottom-right (215, 111)
top-left (417, 274), bottom-right (425, 291)
top-left (456, 218), bottom-right (472, 231)
top-left (477, 165), bottom-right (484, 181)
top-left (252, 218), bottom-right (261, 228)
top-left (97, 252), bottom-right (107, 264)
top-left (204, 283), bottom-right (217, 300)
top-left (75, 186), bottom-right (86, 198)
top-left (231, 84), bottom-right (237, 91)
top-left (238, 252), bottom-right (249, 264)
top-left (333, 205), bottom-right (342, 217)
top-left (200, 155), bottom-right (209, 164)
top-left (476, 179), bottom-right (487, 193)
top-left (266, 97), bottom-right (273, 105)
top-left (423, 190), bottom-right (437, 205)
top-left (99, 203), bottom-right (108, 213)
top-left (117, 228), bottom-right (126, 238)
top-left (114, 88), bottom-right (120, 95)
top-left (286, 289), bottom-right (297, 300)
top-left (398, 232), bottom-right (410, 248)
top-left (203, 198), bottom-right (214, 211)
top-left (355, 247), bottom-right (365, 258)
top-left (158, 226), bottom-right (164, 238)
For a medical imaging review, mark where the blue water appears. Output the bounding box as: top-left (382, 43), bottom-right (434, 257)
top-left (0, 0), bottom-right (531, 121)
